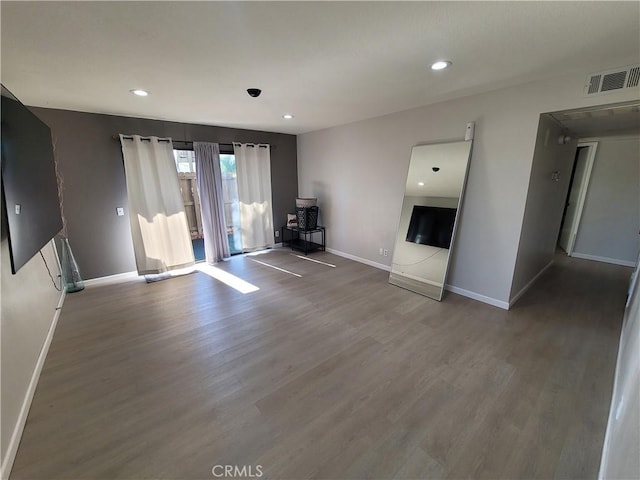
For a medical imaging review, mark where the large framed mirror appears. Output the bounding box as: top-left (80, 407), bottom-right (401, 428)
top-left (389, 139), bottom-right (473, 300)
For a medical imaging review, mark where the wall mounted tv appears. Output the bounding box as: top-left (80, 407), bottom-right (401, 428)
top-left (1, 85), bottom-right (63, 273)
top-left (405, 205), bottom-right (457, 249)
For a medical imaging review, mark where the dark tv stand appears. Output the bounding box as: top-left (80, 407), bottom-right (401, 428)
top-left (281, 226), bottom-right (325, 255)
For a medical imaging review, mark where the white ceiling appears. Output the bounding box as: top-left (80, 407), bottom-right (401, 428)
top-left (1, 1), bottom-right (639, 135)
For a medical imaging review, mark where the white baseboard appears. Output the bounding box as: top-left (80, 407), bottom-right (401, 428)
top-left (445, 285), bottom-right (510, 310)
top-left (325, 247), bottom-right (391, 272)
top-left (1, 290), bottom-right (66, 480)
top-left (326, 247), bottom-right (510, 309)
top-left (509, 259), bottom-right (555, 308)
top-left (571, 252), bottom-right (637, 268)
top-left (83, 270), bottom-right (140, 288)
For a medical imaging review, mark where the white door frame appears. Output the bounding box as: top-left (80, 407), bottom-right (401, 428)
top-left (565, 141), bottom-right (598, 255)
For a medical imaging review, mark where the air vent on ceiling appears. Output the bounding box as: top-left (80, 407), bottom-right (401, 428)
top-left (584, 64), bottom-right (640, 96)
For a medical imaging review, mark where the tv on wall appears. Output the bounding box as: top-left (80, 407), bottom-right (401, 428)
top-left (1, 85), bottom-right (63, 273)
top-left (405, 205), bottom-right (457, 249)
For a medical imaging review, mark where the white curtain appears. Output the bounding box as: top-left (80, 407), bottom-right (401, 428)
top-left (234, 143), bottom-right (275, 251)
top-left (120, 135), bottom-right (195, 275)
top-left (194, 142), bottom-right (230, 263)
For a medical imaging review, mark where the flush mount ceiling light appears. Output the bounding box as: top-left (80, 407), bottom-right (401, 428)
top-left (283, 114), bottom-right (294, 119)
top-left (430, 61), bottom-right (452, 71)
top-left (130, 89), bottom-right (149, 97)
top-left (418, 182), bottom-right (425, 186)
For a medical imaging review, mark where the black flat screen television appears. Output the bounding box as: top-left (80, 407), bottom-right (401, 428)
top-left (405, 205), bottom-right (457, 249)
top-left (1, 85), bottom-right (63, 273)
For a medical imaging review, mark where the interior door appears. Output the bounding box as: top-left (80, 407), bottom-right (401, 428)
top-left (559, 146), bottom-right (590, 253)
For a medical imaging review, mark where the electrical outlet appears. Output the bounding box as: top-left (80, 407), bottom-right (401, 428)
top-left (275, 230), bottom-right (280, 238)
top-left (383, 249), bottom-right (389, 257)
top-left (15, 204), bottom-right (21, 215)
top-left (116, 207), bottom-right (125, 216)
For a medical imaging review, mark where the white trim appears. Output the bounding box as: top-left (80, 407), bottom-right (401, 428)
top-left (579, 134), bottom-right (640, 142)
top-left (325, 247), bottom-right (391, 272)
top-left (509, 260), bottom-right (555, 308)
top-left (571, 252), bottom-right (637, 268)
top-left (83, 271), bottom-right (140, 288)
top-left (326, 247), bottom-right (511, 309)
top-left (1, 290), bottom-right (66, 480)
top-left (562, 142), bottom-right (597, 255)
top-left (444, 285), bottom-right (510, 310)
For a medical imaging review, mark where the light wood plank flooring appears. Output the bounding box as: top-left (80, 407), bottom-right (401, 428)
top-left (10, 250), bottom-right (631, 479)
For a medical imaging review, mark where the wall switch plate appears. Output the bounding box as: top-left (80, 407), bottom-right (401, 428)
top-left (15, 204), bottom-right (21, 215)
top-left (379, 248), bottom-right (383, 255)
top-left (275, 230), bottom-right (280, 238)
top-left (116, 207), bottom-right (125, 216)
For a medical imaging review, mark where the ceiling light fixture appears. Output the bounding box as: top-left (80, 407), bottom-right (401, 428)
top-left (418, 182), bottom-right (425, 186)
top-left (283, 114), bottom-right (294, 120)
top-left (430, 61), bottom-right (452, 71)
top-left (130, 89), bottom-right (149, 97)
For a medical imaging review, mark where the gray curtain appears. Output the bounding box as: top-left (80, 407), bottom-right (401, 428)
top-left (194, 142), bottom-right (230, 263)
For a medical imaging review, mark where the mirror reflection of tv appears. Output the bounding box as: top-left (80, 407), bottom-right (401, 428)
top-left (405, 205), bottom-right (456, 249)
top-left (1, 84), bottom-right (63, 273)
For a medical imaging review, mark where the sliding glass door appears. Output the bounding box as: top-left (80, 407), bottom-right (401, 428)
top-left (220, 153), bottom-right (242, 254)
top-left (174, 148), bottom-right (243, 257)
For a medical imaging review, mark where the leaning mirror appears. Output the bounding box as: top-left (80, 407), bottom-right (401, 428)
top-left (389, 140), bottom-right (472, 300)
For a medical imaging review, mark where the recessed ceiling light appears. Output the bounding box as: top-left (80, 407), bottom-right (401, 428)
top-left (283, 114), bottom-right (294, 119)
top-left (430, 61), bottom-right (452, 71)
top-left (418, 182), bottom-right (425, 186)
top-left (130, 89), bottom-right (149, 97)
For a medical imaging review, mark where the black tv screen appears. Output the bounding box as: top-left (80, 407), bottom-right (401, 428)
top-left (405, 205), bottom-right (457, 249)
top-left (1, 85), bottom-right (63, 273)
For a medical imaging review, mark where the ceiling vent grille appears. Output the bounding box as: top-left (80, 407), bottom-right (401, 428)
top-left (584, 64), bottom-right (640, 96)
top-left (628, 66), bottom-right (640, 88)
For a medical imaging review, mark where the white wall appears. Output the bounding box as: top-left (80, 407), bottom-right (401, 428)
top-left (509, 114), bottom-right (577, 301)
top-left (297, 65), bottom-right (640, 306)
top-left (1, 231), bottom-right (63, 477)
top-left (599, 256), bottom-right (640, 479)
top-left (573, 136), bottom-right (640, 265)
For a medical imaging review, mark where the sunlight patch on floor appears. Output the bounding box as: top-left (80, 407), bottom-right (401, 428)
top-left (249, 258), bottom-right (302, 278)
top-left (293, 254), bottom-right (336, 268)
top-left (196, 263), bottom-right (260, 294)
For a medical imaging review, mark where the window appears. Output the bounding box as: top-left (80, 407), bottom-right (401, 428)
top-left (220, 154), bottom-right (242, 254)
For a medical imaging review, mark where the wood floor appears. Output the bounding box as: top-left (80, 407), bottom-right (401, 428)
top-left (10, 250), bottom-right (631, 479)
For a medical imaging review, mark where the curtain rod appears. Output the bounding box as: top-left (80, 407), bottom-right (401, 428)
top-left (114, 134), bottom-right (172, 143)
top-left (113, 135), bottom-right (272, 148)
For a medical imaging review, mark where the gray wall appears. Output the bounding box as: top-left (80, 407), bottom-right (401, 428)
top-left (30, 107), bottom-right (298, 280)
top-left (599, 252), bottom-right (640, 479)
top-left (297, 67), bottom-right (638, 306)
top-left (509, 114), bottom-right (577, 301)
top-left (573, 136), bottom-right (640, 264)
top-left (1, 195), bottom-right (62, 475)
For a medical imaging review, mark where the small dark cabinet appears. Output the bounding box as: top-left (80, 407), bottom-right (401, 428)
top-left (281, 226), bottom-right (325, 255)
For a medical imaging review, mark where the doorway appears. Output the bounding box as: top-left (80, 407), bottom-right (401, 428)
top-left (557, 142), bottom-right (598, 255)
top-left (173, 148), bottom-right (244, 261)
